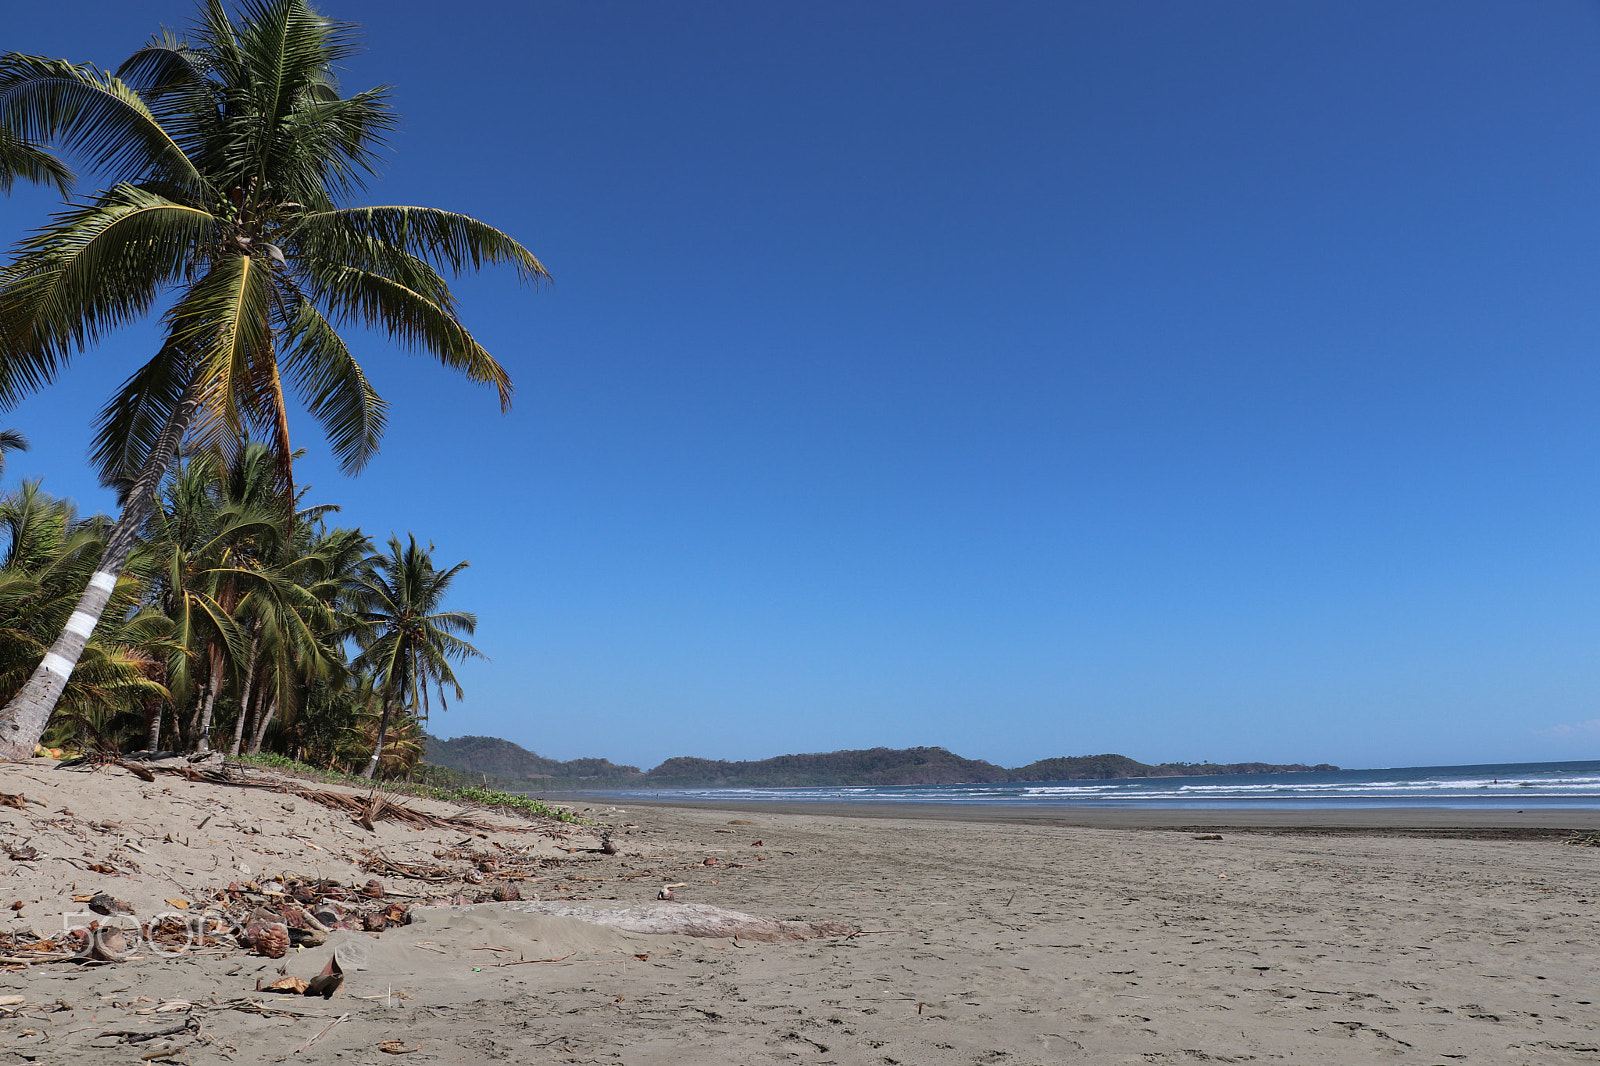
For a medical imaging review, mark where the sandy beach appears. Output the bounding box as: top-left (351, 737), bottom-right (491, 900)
top-left (1, 762), bottom-right (1598, 1064)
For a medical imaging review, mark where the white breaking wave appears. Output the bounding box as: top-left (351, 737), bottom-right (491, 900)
top-left (606, 761), bottom-right (1600, 807)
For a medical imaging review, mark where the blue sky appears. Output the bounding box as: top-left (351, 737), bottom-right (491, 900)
top-left (5, 1), bottom-right (1600, 770)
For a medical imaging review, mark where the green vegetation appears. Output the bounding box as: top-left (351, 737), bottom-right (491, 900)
top-left (0, 0), bottom-right (543, 758)
top-left (1, 449), bottom-right (488, 781)
top-left (234, 750), bottom-right (581, 822)
top-left (350, 536), bottom-right (483, 779)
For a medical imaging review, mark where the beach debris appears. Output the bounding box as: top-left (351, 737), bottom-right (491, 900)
top-left (6, 843), bottom-right (37, 861)
top-left (0, 792), bottom-right (39, 811)
top-left (89, 892), bottom-right (135, 916)
top-left (1193, 834), bottom-right (1224, 841)
top-left (728, 820), bottom-right (757, 825)
top-left (306, 955), bottom-right (345, 998)
top-left (114, 761), bottom-right (157, 782)
top-left (288, 1012), bottom-right (348, 1056)
top-left (600, 832), bottom-right (619, 855)
top-left (137, 1000), bottom-right (194, 1014)
top-left (87, 922), bottom-right (129, 962)
top-left (361, 879), bottom-right (386, 899)
top-left (249, 922), bottom-right (290, 959)
top-left (490, 884), bottom-right (521, 902)
top-left (656, 886), bottom-right (673, 901)
top-left (284, 786), bottom-right (532, 834)
top-left (750, 840), bottom-right (763, 846)
top-left (97, 1015), bottom-right (200, 1044)
top-left (262, 976), bottom-right (310, 994)
top-left (1562, 832), bottom-right (1600, 847)
top-left (377, 1040), bottom-right (421, 1054)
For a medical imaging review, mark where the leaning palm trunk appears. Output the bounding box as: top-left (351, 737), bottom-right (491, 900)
top-left (360, 692), bottom-right (399, 780)
top-left (0, 387), bottom-right (200, 759)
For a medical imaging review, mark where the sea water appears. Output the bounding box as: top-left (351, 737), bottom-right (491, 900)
top-left (588, 760), bottom-right (1600, 810)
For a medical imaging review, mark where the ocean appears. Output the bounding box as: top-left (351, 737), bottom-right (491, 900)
top-left (588, 759), bottom-right (1600, 810)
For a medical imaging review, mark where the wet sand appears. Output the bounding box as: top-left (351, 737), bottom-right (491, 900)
top-left (605, 796), bottom-right (1600, 836)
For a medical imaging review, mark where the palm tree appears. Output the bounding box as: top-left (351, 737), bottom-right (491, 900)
top-left (238, 519), bottom-right (366, 753)
top-left (0, 0), bottom-right (545, 757)
top-left (349, 534), bottom-right (482, 779)
top-left (0, 482), bottom-right (168, 750)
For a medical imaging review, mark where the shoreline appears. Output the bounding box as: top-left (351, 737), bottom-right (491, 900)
top-left (551, 794), bottom-right (1600, 837)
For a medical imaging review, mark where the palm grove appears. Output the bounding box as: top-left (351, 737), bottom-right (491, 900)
top-left (0, 0), bottom-right (542, 775)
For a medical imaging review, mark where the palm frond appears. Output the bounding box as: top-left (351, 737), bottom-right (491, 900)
top-left (279, 286), bottom-right (386, 472)
top-left (290, 206), bottom-right (549, 284)
top-left (0, 184), bottom-right (214, 409)
top-left (0, 54), bottom-right (207, 193)
top-left (91, 338), bottom-right (194, 492)
top-left (172, 254), bottom-right (276, 466)
top-left (0, 124), bottom-right (73, 194)
top-left (313, 266), bottom-right (512, 410)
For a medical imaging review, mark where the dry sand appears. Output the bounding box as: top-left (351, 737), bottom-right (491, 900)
top-left (1, 761), bottom-right (1598, 1064)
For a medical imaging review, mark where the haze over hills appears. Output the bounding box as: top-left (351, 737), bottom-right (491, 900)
top-left (424, 735), bottom-right (1336, 789)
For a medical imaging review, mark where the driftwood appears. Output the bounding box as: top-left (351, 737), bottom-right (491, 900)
top-left (465, 900), bottom-right (858, 942)
top-left (132, 762), bottom-right (554, 834)
top-left (283, 788), bottom-right (526, 834)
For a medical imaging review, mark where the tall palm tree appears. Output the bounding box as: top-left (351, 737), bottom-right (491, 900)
top-left (349, 533), bottom-right (482, 780)
top-left (0, 0), bottom-right (545, 757)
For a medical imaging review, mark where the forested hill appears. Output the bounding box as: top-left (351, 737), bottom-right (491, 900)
top-left (645, 748), bottom-right (1336, 787)
top-left (646, 747), bottom-right (1011, 787)
top-left (1008, 755), bottom-right (1340, 781)
top-left (424, 735), bottom-right (641, 781)
top-left (425, 736), bottom-right (1335, 788)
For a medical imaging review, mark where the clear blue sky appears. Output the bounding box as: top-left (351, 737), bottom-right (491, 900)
top-left (5, 1), bottom-right (1600, 771)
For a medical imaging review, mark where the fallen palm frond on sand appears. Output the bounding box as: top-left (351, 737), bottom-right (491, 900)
top-left (283, 787), bottom-right (525, 835)
top-left (93, 758), bottom-right (560, 835)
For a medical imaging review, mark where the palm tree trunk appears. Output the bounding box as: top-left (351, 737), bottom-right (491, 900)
top-left (145, 698), bottom-right (163, 753)
top-left (228, 641), bottom-right (258, 757)
top-left (194, 657), bottom-right (222, 754)
top-left (0, 384), bottom-right (202, 759)
top-left (248, 695), bottom-right (276, 754)
top-left (360, 693), bottom-right (398, 780)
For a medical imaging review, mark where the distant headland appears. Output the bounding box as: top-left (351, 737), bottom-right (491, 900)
top-left (424, 735), bottom-right (1337, 790)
